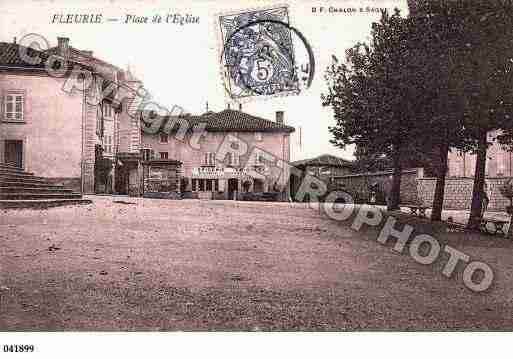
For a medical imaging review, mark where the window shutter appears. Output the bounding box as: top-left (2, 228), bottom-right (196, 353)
top-left (4, 93), bottom-right (24, 121)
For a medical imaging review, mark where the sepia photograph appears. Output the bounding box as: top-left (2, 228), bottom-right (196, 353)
top-left (0, 0), bottom-right (512, 357)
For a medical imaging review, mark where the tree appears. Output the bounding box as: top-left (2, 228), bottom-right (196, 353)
top-left (353, 145), bottom-right (391, 172)
top-left (323, 9), bottom-right (457, 211)
top-left (403, 4), bottom-right (471, 221)
top-left (499, 180), bottom-right (513, 238)
top-left (444, 1), bottom-right (513, 229)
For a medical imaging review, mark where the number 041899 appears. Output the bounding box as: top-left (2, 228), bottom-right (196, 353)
top-left (3, 344), bottom-right (35, 353)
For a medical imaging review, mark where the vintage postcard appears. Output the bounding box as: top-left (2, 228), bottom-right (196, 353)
top-left (1, 0), bottom-right (512, 357)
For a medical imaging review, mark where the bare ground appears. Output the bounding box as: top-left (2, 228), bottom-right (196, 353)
top-left (1, 197), bottom-right (513, 331)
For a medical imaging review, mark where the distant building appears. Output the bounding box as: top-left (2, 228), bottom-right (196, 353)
top-left (447, 130), bottom-right (513, 178)
top-left (290, 154), bottom-right (353, 200)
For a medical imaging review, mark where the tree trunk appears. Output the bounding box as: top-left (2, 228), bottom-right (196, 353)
top-left (467, 129), bottom-right (488, 230)
top-left (508, 199), bottom-right (513, 239)
top-left (431, 143), bottom-right (449, 221)
top-left (388, 151), bottom-right (402, 211)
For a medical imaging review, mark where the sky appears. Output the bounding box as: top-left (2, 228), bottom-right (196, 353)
top-left (0, 0), bottom-right (408, 161)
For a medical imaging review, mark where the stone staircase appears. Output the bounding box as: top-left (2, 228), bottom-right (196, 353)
top-left (0, 163), bottom-right (92, 209)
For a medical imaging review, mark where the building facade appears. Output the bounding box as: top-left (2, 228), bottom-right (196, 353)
top-left (1, 37), bottom-right (294, 200)
top-left (290, 154), bottom-right (354, 200)
top-left (1, 39), bottom-right (90, 192)
top-left (447, 130), bottom-right (513, 178)
top-left (140, 109), bottom-right (295, 200)
top-left (1, 37), bottom-right (145, 194)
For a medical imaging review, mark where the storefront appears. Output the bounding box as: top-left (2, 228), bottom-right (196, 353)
top-left (190, 167), bottom-right (269, 200)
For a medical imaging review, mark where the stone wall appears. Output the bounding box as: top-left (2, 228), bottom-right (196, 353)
top-left (418, 177), bottom-right (513, 210)
top-left (334, 168), bottom-right (422, 204)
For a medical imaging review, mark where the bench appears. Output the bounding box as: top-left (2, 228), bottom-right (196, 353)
top-left (404, 204), bottom-right (429, 217)
top-left (480, 218), bottom-right (509, 236)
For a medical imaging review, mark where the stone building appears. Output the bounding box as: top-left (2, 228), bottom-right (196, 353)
top-left (1, 36), bottom-right (294, 200)
top-left (140, 109), bottom-right (295, 200)
top-left (290, 154), bottom-right (354, 200)
top-left (447, 130), bottom-right (513, 178)
top-left (418, 130), bottom-right (513, 210)
top-left (0, 37), bottom-right (146, 195)
top-left (45, 37), bottom-right (141, 194)
top-left (0, 38), bottom-right (90, 192)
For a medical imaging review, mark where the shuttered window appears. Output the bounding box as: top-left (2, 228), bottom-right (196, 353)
top-left (204, 152), bottom-right (216, 166)
top-left (4, 92), bottom-right (24, 122)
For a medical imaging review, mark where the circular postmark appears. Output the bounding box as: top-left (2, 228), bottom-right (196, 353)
top-left (220, 19), bottom-right (315, 100)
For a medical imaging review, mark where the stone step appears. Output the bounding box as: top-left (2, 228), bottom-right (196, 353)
top-left (0, 176), bottom-right (48, 184)
top-left (0, 172), bottom-right (36, 180)
top-left (0, 163), bottom-right (23, 170)
top-left (0, 186), bottom-right (74, 194)
top-left (0, 198), bottom-right (92, 209)
top-left (0, 181), bottom-right (63, 188)
top-left (0, 193), bottom-right (82, 200)
top-left (0, 168), bottom-right (34, 176)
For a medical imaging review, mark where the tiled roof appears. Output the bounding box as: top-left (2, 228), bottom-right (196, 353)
top-left (0, 42), bottom-right (92, 71)
top-left (0, 42), bottom-right (48, 69)
top-left (178, 109), bottom-right (295, 133)
top-left (292, 154), bottom-right (353, 168)
top-left (47, 46), bottom-right (122, 72)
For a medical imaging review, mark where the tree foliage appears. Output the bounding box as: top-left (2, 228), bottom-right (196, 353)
top-left (324, 1), bottom-right (513, 224)
top-left (322, 9), bottom-right (462, 210)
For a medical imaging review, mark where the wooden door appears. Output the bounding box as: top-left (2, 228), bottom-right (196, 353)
top-left (4, 140), bottom-right (23, 168)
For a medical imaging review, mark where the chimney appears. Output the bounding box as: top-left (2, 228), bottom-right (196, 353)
top-left (13, 37), bottom-right (16, 44)
top-left (227, 103), bottom-right (231, 110)
top-left (238, 103), bottom-right (242, 111)
top-left (275, 111), bottom-right (284, 125)
top-left (57, 37), bottom-right (70, 58)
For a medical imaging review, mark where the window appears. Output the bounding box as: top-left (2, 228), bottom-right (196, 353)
top-left (160, 133), bottom-right (169, 143)
top-left (226, 152), bottom-right (239, 166)
top-left (487, 131), bottom-right (495, 142)
top-left (204, 152), bottom-right (216, 166)
top-left (206, 179), bottom-right (213, 191)
top-left (159, 152), bottom-right (168, 159)
top-left (199, 179), bottom-right (205, 191)
top-left (214, 179), bottom-right (219, 192)
top-left (104, 136), bottom-right (109, 154)
top-left (141, 148), bottom-right (153, 161)
top-left (255, 132), bottom-right (263, 141)
top-left (320, 167), bottom-right (331, 176)
top-left (4, 92), bottom-right (24, 122)
top-left (103, 103), bottom-right (113, 118)
top-left (192, 179), bottom-right (197, 191)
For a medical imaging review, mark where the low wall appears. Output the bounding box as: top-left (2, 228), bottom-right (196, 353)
top-left (418, 177), bottom-right (513, 210)
top-left (334, 168), bottom-right (422, 204)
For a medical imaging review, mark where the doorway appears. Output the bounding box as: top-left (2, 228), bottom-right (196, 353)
top-left (253, 179), bottom-right (264, 193)
top-left (4, 140), bottom-right (23, 168)
top-left (228, 178), bottom-right (238, 199)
